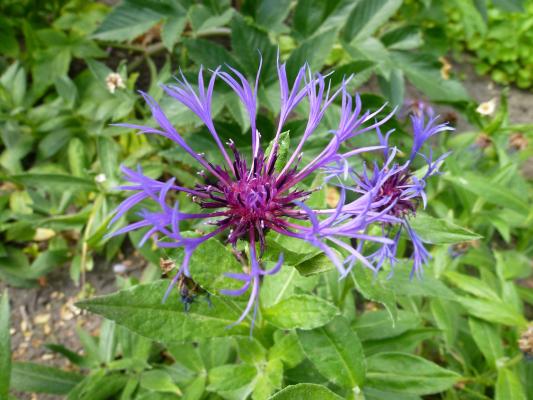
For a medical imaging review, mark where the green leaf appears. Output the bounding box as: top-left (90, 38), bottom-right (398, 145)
top-left (342, 0), bottom-right (402, 43)
top-left (91, 0), bottom-right (175, 41)
top-left (28, 250), bottom-right (70, 279)
top-left (286, 28), bottom-right (337, 81)
top-left (269, 331), bottom-right (305, 369)
top-left (494, 250), bottom-right (532, 281)
top-left (45, 344), bottom-right (89, 367)
top-left (32, 46), bottom-right (71, 96)
top-left (495, 368), bottom-right (527, 400)
top-left (384, 266), bottom-right (457, 300)
top-left (352, 310), bottom-right (421, 341)
top-left (263, 294), bottom-right (339, 330)
top-left (251, 0), bottom-right (291, 30)
top-left (295, 253), bottom-right (336, 276)
top-left (457, 296), bottom-right (527, 327)
top-left (366, 353), bottom-right (460, 395)
top-left (451, 0), bottom-right (486, 39)
top-left (492, 0), bottom-right (525, 12)
top-left (269, 383), bottom-right (343, 400)
top-left (97, 136), bottom-right (120, 185)
top-left (0, 19), bottom-right (19, 58)
top-left (378, 68), bottom-right (404, 107)
top-left (189, 6), bottom-right (233, 34)
top-left (445, 271), bottom-right (500, 301)
top-left (292, 0), bottom-right (334, 38)
top-left (185, 39), bottom-right (241, 70)
top-left (0, 247), bottom-right (35, 288)
top-left (351, 266), bottom-right (398, 322)
top-left (207, 364), bottom-right (256, 398)
top-left (182, 375), bottom-right (205, 400)
top-left (196, 337), bottom-right (234, 371)
top-left (86, 58), bottom-right (113, 86)
top-left (253, 358), bottom-right (284, 400)
top-left (444, 173), bottom-right (530, 215)
top-left (0, 62), bottom-right (26, 107)
top-left (363, 387), bottom-right (422, 400)
top-left (260, 263), bottom-right (317, 309)
top-left (161, 14), bottom-right (187, 51)
top-left (188, 238), bottom-right (243, 295)
top-left (135, 391), bottom-right (181, 400)
top-left (68, 138), bottom-right (88, 177)
top-left (430, 299), bottom-right (458, 348)
top-left (517, 286), bottom-right (533, 307)
top-left (381, 25), bottom-right (423, 50)
top-left (38, 128), bottom-right (74, 159)
top-left (343, 37), bottom-right (394, 78)
top-left (98, 319), bottom-right (117, 364)
top-left (260, 267), bottom-right (296, 309)
top-left (54, 75), bottom-right (78, 107)
top-left (408, 214), bottom-right (482, 244)
top-left (0, 290), bottom-right (10, 399)
top-left (265, 232), bottom-right (321, 267)
top-left (76, 280), bottom-right (248, 343)
top-left (140, 370), bottom-right (182, 395)
top-left (328, 60), bottom-right (376, 89)
top-left (9, 173), bottom-right (96, 192)
top-left (392, 52), bottom-right (470, 103)
top-left (362, 328), bottom-right (439, 356)
top-left (235, 336), bottom-right (267, 365)
top-left (298, 316), bottom-right (366, 388)
top-left (11, 362), bottom-right (83, 394)
top-left (468, 318), bottom-right (504, 368)
top-left (67, 370), bottom-right (128, 400)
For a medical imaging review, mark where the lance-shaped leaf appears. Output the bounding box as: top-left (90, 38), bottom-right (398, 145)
top-left (352, 310), bottom-right (421, 341)
top-left (468, 318), bottom-right (504, 368)
top-left (366, 352), bottom-right (460, 395)
top-left (298, 316), bottom-right (366, 389)
top-left (76, 280), bottom-right (248, 343)
top-left (263, 294), bottom-right (339, 330)
top-left (444, 172), bottom-right (529, 215)
top-left (11, 362), bottom-right (83, 394)
top-left (269, 383), bottom-right (344, 400)
top-left (457, 296), bottom-right (528, 328)
top-left (495, 368), bottom-right (527, 400)
top-left (409, 214), bottom-right (482, 244)
top-left (0, 290), bottom-right (10, 399)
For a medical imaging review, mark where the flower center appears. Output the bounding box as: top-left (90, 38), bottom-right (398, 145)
top-left (225, 176), bottom-right (276, 221)
top-left (377, 171), bottom-right (417, 217)
top-left (195, 149), bottom-right (310, 249)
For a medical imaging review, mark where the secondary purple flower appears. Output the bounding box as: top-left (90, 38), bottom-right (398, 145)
top-left (341, 112), bottom-right (452, 278)
top-left (107, 57), bottom-right (440, 325)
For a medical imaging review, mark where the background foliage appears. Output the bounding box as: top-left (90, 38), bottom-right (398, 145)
top-left (0, 0), bottom-right (532, 399)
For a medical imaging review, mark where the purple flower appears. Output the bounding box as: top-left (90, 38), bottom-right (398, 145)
top-left (342, 111), bottom-right (452, 278)
top-left (107, 58), bottom-right (446, 324)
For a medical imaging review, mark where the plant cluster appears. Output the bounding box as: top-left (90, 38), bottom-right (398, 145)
top-left (0, 1), bottom-right (532, 400)
top-left (448, 0), bottom-right (533, 88)
top-left (406, 0), bottom-right (533, 88)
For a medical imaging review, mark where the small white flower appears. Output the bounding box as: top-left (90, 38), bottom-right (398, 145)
top-left (106, 72), bottom-right (126, 94)
top-left (113, 263), bottom-right (127, 274)
top-left (95, 173), bottom-right (107, 183)
top-left (476, 98), bottom-right (497, 116)
top-left (33, 228), bottom-right (56, 241)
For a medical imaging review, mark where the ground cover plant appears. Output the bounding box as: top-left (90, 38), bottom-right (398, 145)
top-left (0, 0), bottom-right (532, 399)
top-left (399, 0), bottom-right (533, 89)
